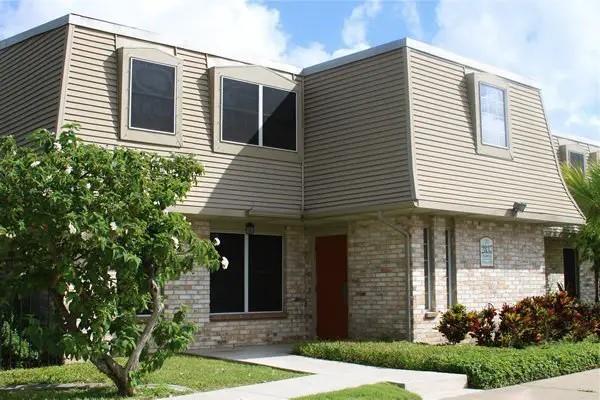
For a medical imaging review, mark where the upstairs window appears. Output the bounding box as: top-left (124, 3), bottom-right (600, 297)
top-left (479, 83), bottom-right (508, 148)
top-left (130, 59), bottom-right (176, 134)
top-left (467, 72), bottom-right (512, 159)
top-left (118, 47), bottom-right (183, 147)
top-left (221, 77), bottom-right (297, 151)
top-left (569, 151), bottom-right (585, 171)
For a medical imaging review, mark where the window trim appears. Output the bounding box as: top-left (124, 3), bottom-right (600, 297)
top-left (467, 72), bottom-right (513, 160)
top-left (423, 227), bottom-right (435, 311)
top-left (568, 150), bottom-right (586, 172)
top-left (211, 65), bottom-right (303, 163)
top-left (128, 57), bottom-right (177, 136)
top-left (209, 230), bottom-right (285, 316)
top-left (219, 76), bottom-right (298, 153)
top-left (118, 47), bottom-right (183, 147)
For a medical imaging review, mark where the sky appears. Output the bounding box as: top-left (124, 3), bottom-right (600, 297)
top-left (1, 0), bottom-right (598, 142)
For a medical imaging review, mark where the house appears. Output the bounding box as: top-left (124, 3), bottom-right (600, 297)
top-left (0, 14), bottom-right (595, 346)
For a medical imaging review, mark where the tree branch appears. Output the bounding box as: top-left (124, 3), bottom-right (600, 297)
top-left (124, 265), bottom-right (163, 374)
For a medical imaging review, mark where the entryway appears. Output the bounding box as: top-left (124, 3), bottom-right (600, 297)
top-left (315, 235), bottom-right (348, 339)
top-left (563, 248), bottom-right (579, 297)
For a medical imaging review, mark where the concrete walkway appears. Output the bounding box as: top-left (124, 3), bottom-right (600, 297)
top-left (446, 368), bottom-right (600, 400)
top-left (169, 344), bottom-right (477, 400)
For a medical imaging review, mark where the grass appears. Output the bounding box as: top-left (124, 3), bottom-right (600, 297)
top-left (0, 354), bottom-right (303, 399)
top-left (293, 383), bottom-right (421, 400)
top-left (294, 339), bottom-right (600, 389)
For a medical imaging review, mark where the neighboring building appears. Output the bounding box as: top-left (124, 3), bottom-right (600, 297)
top-left (546, 133), bottom-right (600, 302)
top-left (0, 14), bottom-right (594, 346)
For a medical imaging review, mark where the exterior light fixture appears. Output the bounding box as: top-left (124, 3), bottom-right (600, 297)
top-left (245, 222), bottom-right (255, 235)
top-left (511, 202), bottom-right (527, 216)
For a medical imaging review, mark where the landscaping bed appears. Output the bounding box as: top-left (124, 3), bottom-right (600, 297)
top-left (293, 382), bottom-right (421, 400)
top-left (0, 354), bottom-right (302, 399)
top-left (294, 340), bottom-right (600, 389)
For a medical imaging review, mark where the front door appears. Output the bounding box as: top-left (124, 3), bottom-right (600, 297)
top-left (315, 235), bottom-right (348, 339)
top-left (563, 248), bottom-right (579, 297)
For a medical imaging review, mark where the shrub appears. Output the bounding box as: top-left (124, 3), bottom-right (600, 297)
top-left (436, 304), bottom-right (470, 344)
top-left (0, 319), bottom-right (39, 369)
top-left (294, 340), bottom-right (600, 389)
top-left (467, 304), bottom-right (498, 346)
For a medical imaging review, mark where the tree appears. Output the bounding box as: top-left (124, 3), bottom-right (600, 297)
top-left (562, 162), bottom-right (600, 302)
top-left (0, 125), bottom-right (222, 395)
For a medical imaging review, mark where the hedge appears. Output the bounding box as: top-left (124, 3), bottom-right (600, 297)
top-left (294, 340), bottom-right (600, 389)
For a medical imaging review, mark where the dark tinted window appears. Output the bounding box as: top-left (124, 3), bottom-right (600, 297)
top-left (569, 152), bottom-right (585, 171)
top-left (130, 59), bottom-right (175, 133)
top-left (222, 78), bottom-right (259, 145)
top-left (262, 87), bottom-right (296, 151)
top-left (249, 235), bottom-right (282, 312)
top-left (209, 233), bottom-right (245, 313)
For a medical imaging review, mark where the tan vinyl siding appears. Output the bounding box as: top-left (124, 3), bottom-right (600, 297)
top-left (0, 26), bottom-right (67, 142)
top-left (408, 48), bottom-right (582, 223)
top-left (303, 49), bottom-right (413, 214)
top-left (62, 26), bottom-right (301, 217)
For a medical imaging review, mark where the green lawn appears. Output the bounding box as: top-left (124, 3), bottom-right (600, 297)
top-left (294, 340), bottom-right (600, 389)
top-left (0, 354), bottom-right (303, 399)
top-left (293, 383), bottom-right (421, 400)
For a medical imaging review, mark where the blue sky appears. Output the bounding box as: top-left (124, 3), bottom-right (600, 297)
top-left (0, 0), bottom-right (598, 142)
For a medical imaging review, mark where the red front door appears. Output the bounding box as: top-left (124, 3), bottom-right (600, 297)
top-left (315, 235), bottom-right (348, 339)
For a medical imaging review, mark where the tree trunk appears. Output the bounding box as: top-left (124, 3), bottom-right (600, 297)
top-left (92, 357), bottom-right (134, 396)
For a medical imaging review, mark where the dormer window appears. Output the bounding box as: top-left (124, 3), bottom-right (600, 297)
top-left (559, 144), bottom-right (587, 172)
top-left (118, 48), bottom-right (183, 147)
top-left (467, 72), bottom-right (512, 160)
top-left (211, 66), bottom-right (302, 163)
top-left (569, 151), bottom-right (585, 171)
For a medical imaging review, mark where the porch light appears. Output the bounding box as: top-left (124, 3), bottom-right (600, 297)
top-left (511, 202), bottom-right (527, 216)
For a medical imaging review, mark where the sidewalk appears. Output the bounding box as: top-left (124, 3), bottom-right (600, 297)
top-left (168, 344), bottom-right (477, 400)
top-left (445, 368), bottom-right (600, 400)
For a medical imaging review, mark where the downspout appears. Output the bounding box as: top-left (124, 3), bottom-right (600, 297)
top-left (377, 212), bottom-right (413, 341)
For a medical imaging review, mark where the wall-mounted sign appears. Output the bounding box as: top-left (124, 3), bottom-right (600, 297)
top-left (480, 237), bottom-right (494, 267)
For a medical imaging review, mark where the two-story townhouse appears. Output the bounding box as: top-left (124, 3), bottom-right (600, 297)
top-left (0, 14), bottom-right (589, 346)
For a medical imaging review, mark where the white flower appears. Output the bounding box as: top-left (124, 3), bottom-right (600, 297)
top-left (53, 142), bottom-right (62, 151)
top-left (42, 188), bottom-right (52, 197)
top-left (65, 166), bottom-right (72, 174)
top-left (93, 191), bottom-right (99, 197)
top-left (68, 222), bottom-right (77, 235)
top-left (109, 221), bottom-right (118, 231)
top-left (81, 231), bottom-right (93, 241)
top-left (213, 237), bottom-right (220, 247)
top-left (6, 232), bottom-right (15, 239)
top-left (153, 200), bottom-right (160, 206)
top-left (30, 161), bottom-right (41, 168)
top-left (221, 257), bottom-right (229, 270)
top-left (85, 183), bottom-right (91, 190)
top-left (171, 236), bottom-right (179, 249)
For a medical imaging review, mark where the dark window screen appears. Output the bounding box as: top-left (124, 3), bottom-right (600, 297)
top-left (210, 233), bottom-right (245, 313)
top-left (222, 78), bottom-right (259, 145)
top-left (262, 87), bottom-right (296, 150)
top-left (130, 59), bottom-right (175, 133)
top-left (569, 152), bottom-right (585, 171)
top-left (248, 235), bottom-right (283, 312)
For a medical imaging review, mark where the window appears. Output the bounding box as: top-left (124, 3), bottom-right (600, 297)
top-left (467, 72), bottom-right (512, 159)
top-left (130, 59), bottom-right (176, 134)
top-left (221, 77), bottom-right (297, 151)
top-left (211, 66), bottom-right (302, 163)
top-left (210, 232), bottom-right (283, 314)
top-left (569, 151), bottom-right (585, 171)
top-left (118, 47), bottom-right (183, 147)
top-left (479, 83), bottom-right (508, 148)
top-left (445, 229), bottom-right (456, 308)
top-left (423, 228), bottom-right (434, 310)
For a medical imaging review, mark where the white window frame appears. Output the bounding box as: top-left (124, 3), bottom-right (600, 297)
top-left (209, 231), bottom-right (284, 315)
top-left (467, 72), bottom-right (513, 160)
top-left (128, 57), bottom-right (177, 136)
top-left (445, 229), bottom-right (456, 308)
top-left (220, 76), bottom-right (298, 153)
top-left (423, 227), bottom-right (435, 311)
top-left (568, 150), bottom-right (586, 172)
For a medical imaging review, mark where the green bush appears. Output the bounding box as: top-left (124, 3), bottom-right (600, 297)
top-left (294, 340), bottom-right (600, 389)
top-left (436, 304), bottom-right (470, 344)
top-left (0, 319), bottom-right (39, 369)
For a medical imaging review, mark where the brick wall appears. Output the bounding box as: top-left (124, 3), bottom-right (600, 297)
top-left (347, 218), bottom-right (410, 340)
top-left (164, 219), bottom-right (312, 349)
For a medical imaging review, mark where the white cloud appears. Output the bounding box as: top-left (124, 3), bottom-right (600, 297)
top-left (341, 0), bottom-right (381, 48)
top-left (432, 0), bottom-right (600, 141)
top-left (400, 0), bottom-right (424, 40)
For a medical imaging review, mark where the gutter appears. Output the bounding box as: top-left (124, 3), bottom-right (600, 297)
top-left (377, 212), bottom-right (413, 342)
